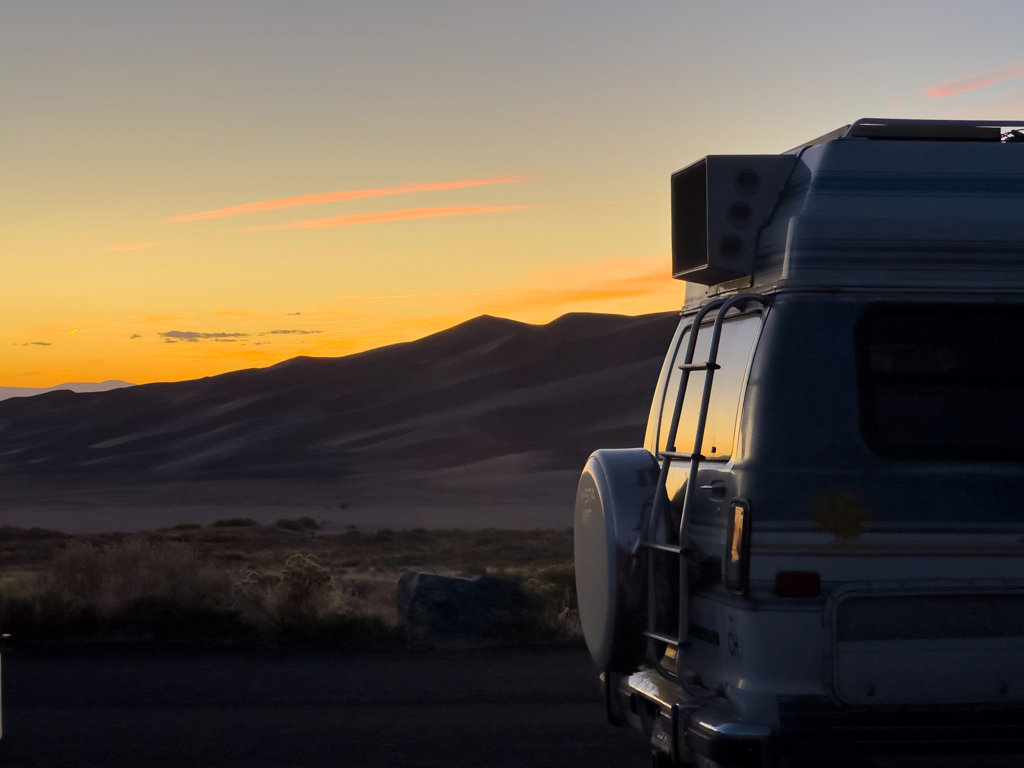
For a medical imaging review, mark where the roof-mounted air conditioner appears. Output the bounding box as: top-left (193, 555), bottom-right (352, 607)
top-left (671, 155), bottom-right (796, 285)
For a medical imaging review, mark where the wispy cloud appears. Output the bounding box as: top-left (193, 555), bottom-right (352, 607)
top-left (108, 241), bottom-right (158, 252)
top-left (259, 329), bottom-right (322, 335)
top-left (232, 204), bottom-right (545, 233)
top-left (130, 334), bottom-right (142, 339)
top-left (163, 176), bottom-right (530, 223)
top-left (16, 341), bottom-right (53, 347)
top-left (927, 59), bottom-right (1024, 97)
top-left (159, 330), bottom-right (249, 343)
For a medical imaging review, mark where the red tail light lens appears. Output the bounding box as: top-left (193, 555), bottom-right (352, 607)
top-left (774, 571), bottom-right (821, 598)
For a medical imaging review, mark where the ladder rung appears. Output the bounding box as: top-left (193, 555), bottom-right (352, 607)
top-left (643, 542), bottom-right (683, 554)
top-left (678, 362), bottom-right (720, 371)
top-left (644, 631), bottom-right (680, 647)
top-left (660, 451), bottom-right (705, 461)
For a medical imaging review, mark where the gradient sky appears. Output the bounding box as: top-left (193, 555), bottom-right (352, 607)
top-left (4, 0), bottom-right (1024, 386)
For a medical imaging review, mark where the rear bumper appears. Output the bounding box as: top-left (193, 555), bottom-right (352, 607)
top-left (616, 672), bottom-right (1024, 766)
top-left (685, 705), bottom-right (771, 767)
top-left (614, 670), bottom-right (770, 767)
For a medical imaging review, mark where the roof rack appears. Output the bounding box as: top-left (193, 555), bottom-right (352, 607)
top-left (786, 118), bottom-right (1024, 153)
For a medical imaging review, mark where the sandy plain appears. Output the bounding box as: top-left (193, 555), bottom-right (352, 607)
top-left (0, 455), bottom-right (579, 534)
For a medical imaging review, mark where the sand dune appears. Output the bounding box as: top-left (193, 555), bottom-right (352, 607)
top-left (0, 311), bottom-right (678, 530)
top-left (0, 380), bottom-right (134, 402)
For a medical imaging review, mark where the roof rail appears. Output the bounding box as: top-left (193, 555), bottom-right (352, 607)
top-left (786, 117), bottom-right (1024, 153)
top-left (786, 124), bottom-right (852, 153)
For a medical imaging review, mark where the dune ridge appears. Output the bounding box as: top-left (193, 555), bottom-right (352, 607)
top-left (0, 312), bottom-right (677, 480)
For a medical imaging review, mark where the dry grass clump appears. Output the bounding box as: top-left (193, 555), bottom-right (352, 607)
top-left (45, 540), bottom-right (232, 615)
top-left (524, 564), bottom-right (581, 635)
top-left (0, 541), bottom-right (242, 643)
top-left (211, 518), bottom-right (259, 528)
top-left (232, 553), bottom-right (399, 644)
top-left (234, 553), bottom-right (334, 626)
top-left (0, 526), bottom-right (579, 647)
top-left (272, 517), bottom-right (320, 532)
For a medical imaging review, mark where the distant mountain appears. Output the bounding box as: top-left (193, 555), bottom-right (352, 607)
top-left (0, 312), bottom-right (678, 480)
top-left (0, 380), bottom-right (135, 402)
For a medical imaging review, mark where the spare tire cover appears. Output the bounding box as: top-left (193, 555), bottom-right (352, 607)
top-left (574, 448), bottom-right (660, 672)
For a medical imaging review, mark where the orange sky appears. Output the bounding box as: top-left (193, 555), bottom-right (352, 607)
top-left (3, 247), bottom-right (683, 387)
top-left (5, 2), bottom-right (1023, 387)
top-left (2, 161), bottom-right (680, 386)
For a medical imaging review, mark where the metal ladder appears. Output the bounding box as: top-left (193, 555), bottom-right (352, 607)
top-left (643, 293), bottom-right (768, 684)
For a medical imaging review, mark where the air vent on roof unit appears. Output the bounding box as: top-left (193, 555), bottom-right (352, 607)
top-left (671, 154), bottom-right (796, 285)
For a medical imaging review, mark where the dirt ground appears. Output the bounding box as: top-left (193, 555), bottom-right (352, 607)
top-left (0, 460), bottom-right (581, 533)
top-left (0, 646), bottom-right (651, 768)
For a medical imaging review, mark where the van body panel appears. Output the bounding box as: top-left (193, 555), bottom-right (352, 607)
top-left (828, 584), bottom-right (1024, 707)
top-left (751, 138), bottom-right (1024, 294)
top-left (581, 124), bottom-right (1024, 762)
top-left (636, 291), bottom-right (1024, 750)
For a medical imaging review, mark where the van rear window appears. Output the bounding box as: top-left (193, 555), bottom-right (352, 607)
top-left (857, 303), bottom-right (1024, 461)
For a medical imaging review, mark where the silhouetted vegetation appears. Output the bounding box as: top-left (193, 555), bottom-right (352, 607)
top-left (0, 525), bottom-right (579, 648)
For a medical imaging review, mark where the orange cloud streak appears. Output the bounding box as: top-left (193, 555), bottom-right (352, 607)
top-left (288, 205), bottom-right (543, 229)
top-left (926, 59), bottom-right (1024, 97)
top-left (230, 205), bottom-right (545, 233)
top-left (163, 176), bottom-right (530, 223)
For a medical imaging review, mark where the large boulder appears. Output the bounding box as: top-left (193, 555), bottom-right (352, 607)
top-left (396, 572), bottom-right (528, 635)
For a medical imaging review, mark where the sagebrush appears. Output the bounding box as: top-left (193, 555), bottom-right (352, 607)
top-left (0, 526), bottom-right (580, 647)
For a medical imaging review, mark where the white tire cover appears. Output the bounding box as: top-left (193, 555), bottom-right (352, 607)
top-left (574, 448), bottom-right (660, 672)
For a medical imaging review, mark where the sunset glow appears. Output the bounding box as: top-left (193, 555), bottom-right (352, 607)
top-left (1, 257), bottom-right (680, 387)
top-left (6, 1), bottom-right (1022, 389)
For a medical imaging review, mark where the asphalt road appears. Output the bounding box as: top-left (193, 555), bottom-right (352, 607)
top-left (0, 646), bottom-right (651, 768)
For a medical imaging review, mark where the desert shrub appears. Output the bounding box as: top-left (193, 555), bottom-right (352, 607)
top-left (280, 553), bottom-right (332, 617)
top-left (0, 526), bottom-right (578, 648)
top-left (234, 553), bottom-right (334, 628)
top-left (522, 564), bottom-right (581, 639)
top-left (335, 577), bottom-right (400, 625)
top-left (211, 518), bottom-right (259, 528)
top-left (0, 540), bottom-right (243, 642)
top-left (43, 540), bottom-right (233, 616)
top-left (273, 517), bottom-right (320, 532)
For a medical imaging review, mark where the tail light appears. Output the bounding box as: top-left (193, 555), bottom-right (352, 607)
top-left (774, 571), bottom-right (821, 598)
top-left (723, 499), bottom-right (751, 594)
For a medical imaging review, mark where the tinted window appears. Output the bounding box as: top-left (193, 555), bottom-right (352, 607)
top-left (857, 303), bottom-right (1024, 461)
top-left (658, 314), bottom-right (761, 460)
top-left (644, 319), bottom-right (688, 453)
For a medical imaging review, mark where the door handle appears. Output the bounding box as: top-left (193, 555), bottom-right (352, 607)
top-left (700, 480), bottom-right (727, 500)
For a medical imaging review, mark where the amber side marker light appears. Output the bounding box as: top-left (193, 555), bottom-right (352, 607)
top-left (724, 499), bottom-right (751, 594)
top-left (774, 571), bottom-right (821, 598)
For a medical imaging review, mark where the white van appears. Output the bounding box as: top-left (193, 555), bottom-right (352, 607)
top-left (574, 118), bottom-right (1024, 767)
